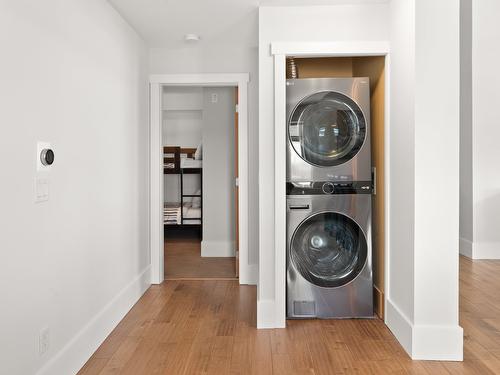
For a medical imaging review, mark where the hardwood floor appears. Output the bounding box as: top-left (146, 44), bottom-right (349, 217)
top-left (165, 236), bottom-right (236, 279)
top-left (78, 256), bottom-right (500, 374)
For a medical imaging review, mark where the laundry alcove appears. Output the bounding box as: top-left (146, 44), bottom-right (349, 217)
top-left (287, 56), bottom-right (386, 319)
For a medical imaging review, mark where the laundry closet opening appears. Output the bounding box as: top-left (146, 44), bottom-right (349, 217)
top-left (162, 86), bottom-right (239, 280)
top-left (285, 56), bottom-right (386, 319)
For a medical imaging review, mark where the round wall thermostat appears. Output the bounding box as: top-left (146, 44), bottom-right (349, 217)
top-left (40, 148), bottom-right (55, 166)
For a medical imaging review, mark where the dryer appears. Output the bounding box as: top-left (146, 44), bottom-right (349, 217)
top-left (287, 77), bottom-right (371, 183)
top-left (286, 181), bottom-right (373, 318)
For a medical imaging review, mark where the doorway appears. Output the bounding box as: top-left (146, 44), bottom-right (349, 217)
top-left (162, 86), bottom-right (238, 279)
top-left (149, 74), bottom-right (251, 285)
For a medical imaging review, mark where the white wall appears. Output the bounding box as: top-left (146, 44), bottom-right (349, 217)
top-left (0, 1), bottom-right (149, 374)
top-left (464, 0), bottom-right (500, 259)
top-left (258, 3), bottom-right (390, 328)
top-left (150, 43), bottom-right (259, 268)
top-left (385, 0), bottom-right (463, 360)
top-left (413, 0), bottom-right (462, 360)
top-left (202, 87), bottom-right (236, 257)
top-left (385, 0), bottom-right (416, 347)
top-left (162, 87), bottom-right (204, 147)
top-left (459, 0), bottom-right (473, 258)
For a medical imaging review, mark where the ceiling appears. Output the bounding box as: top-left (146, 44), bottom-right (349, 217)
top-left (108, 0), bottom-right (389, 48)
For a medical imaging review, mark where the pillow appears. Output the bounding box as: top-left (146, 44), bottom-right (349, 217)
top-left (194, 143), bottom-right (203, 160)
top-left (191, 189), bottom-right (202, 208)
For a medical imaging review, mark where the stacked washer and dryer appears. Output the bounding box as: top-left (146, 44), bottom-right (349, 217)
top-left (286, 77), bottom-right (373, 319)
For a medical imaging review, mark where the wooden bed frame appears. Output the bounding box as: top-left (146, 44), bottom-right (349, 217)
top-left (163, 146), bottom-right (198, 174)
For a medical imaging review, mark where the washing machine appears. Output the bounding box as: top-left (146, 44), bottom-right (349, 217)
top-left (286, 181), bottom-right (373, 318)
top-left (287, 77), bottom-right (371, 183)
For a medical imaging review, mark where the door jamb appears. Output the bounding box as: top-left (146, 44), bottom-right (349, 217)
top-left (149, 73), bottom-right (251, 285)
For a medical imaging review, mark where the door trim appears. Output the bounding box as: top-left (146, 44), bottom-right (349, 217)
top-left (149, 73), bottom-right (252, 285)
top-left (268, 42), bottom-right (390, 328)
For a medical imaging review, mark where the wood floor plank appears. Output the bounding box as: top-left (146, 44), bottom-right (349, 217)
top-left (78, 256), bottom-right (500, 375)
top-left (165, 237), bottom-right (236, 279)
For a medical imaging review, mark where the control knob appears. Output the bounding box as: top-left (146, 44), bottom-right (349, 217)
top-left (322, 182), bottom-right (335, 194)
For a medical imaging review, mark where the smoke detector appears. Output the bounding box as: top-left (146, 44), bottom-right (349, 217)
top-left (184, 34), bottom-right (200, 42)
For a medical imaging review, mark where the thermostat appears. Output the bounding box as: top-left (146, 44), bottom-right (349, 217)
top-left (37, 142), bottom-right (53, 171)
top-left (40, 148), bottom-right (55, 166)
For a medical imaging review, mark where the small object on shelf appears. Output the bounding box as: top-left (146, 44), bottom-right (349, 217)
top-left (286, 57), bottom-right (299, 79)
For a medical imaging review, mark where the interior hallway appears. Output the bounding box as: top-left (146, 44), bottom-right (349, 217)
top-left (78, 257), bottom-right (500, 374)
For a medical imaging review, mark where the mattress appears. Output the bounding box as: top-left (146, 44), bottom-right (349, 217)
top-left (181, 158), bottom-right (202, 169)
top-left (183, 206), bottom-right (201, 224)
top-left (164, 203), bottom-right (201, 225)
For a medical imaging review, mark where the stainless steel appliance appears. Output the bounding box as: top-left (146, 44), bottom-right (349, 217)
top-left (287, 77), bottom-right (371, 183)
top-left (286, 181), bottom-right (373, 318)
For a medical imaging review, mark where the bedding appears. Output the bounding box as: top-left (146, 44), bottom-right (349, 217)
top-left (191, 189), bottom-right (201, 208)
top-left (164, 203), bottom-right (201, 225)
top-left (180, 158), bottom-right (202, 168)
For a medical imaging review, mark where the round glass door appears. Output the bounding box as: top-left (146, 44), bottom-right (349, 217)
top-left (288, 91), bottom-right (366, 167)
top-left (290, 212), bottom-right (367, 288)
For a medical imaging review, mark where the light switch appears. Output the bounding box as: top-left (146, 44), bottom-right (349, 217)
top-left (35, 177), bottom-right (49, 203)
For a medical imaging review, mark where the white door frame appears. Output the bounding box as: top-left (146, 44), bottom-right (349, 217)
top-left (270, 41), bottom-right (390, 327)
top-left (149, 73), bottom-right (251, 284)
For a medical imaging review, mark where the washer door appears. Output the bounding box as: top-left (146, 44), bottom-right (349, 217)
top-left (289, 91), bottom-right (366, 167)
top-left (290, 212), bottom-right (367, 288)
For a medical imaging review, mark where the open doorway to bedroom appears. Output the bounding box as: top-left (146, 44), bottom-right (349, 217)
top-left (162, 86), bottom-right (238, 279)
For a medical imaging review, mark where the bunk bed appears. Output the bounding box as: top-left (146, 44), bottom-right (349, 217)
top-left (163, 146), bottom-right (202, 233)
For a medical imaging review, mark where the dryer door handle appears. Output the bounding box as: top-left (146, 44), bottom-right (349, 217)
top-left (288, 204), bottom-right (310, 210)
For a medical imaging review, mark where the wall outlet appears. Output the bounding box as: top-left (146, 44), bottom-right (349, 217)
top-left (39, 327), bottom-right (50, 356)
top-left (211, 93), bottom-right (218, 103)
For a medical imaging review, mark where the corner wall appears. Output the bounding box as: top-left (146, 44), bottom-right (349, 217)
top-left (465, 0), bottom-right (500, 259)
top-left (0, 1), bottom-right (150, 374)
top-left (386, 0), bottom-right (463, 360)
top-left (459, 0), bottom-right (473, 258)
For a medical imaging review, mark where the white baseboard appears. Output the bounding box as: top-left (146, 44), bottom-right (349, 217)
top-left (412, 324), bottom-right (463, 361)
top-left (459, 237), bottom-right (473, 258)
top-left (36, 265), bottom-right (152, 375)
top-left (239, 263), bottom-right (258, 285)
top-left (201, 240), bottom-right (235, 257)
top-left (386, 298), bottom-right (413, 356)
top-left (386, 298), bottom-right (463, 361)
top-left (472, 242), bottom-right (500, 259)
top-left (257, 299), bottom-right (277, 329)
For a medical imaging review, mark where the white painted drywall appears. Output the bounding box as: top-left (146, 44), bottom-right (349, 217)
top-left (385, 0), bottom-right (416, 346)
top-left (150, 44), bottom-right (259, 267)
top-left (0, 1), bottom-right (149, 374)
top-left (384, 0), bottom-right (463, 361)
top-left (413, 0), bottom-right (462, 360)
top-left (467, 0), bottom-right (500, 259)
top-left (201, 87), bottom-right (236, 257)
top-left (258, 3), bottom-right (390, 327)
top-left (459, 0), bottom-right (473, 258)
top-left (162, 87), bottom-right (203, 203)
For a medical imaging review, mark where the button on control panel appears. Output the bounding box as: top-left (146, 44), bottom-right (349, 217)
top-left (322, 182), bottom-right (335, 194)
